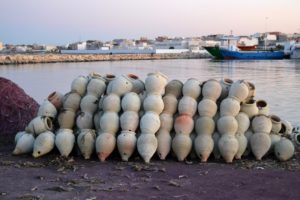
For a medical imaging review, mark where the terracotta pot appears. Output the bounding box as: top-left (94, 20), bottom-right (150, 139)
top-left (99, 111), bottom-right (119, 135)
top-left (279, 119), bottom-right (293, 136)
top-left (218, 134), bottom-right (239, 163)
top-left (117, 130), bottom-right (137, 161)
top-left (71, 75), bottom-right (88, 96)
top-left (121, 92), bottom-right (141, 112)
top-left (143, 94), bottom-right (164, 114)
top-left (120, 111), bottom-right (139, 132)
top-left (76, 112), bottom-right (94, 130)
top-left (243, 129), bottom-right (253, 157)
top-left (77, 129), bottom-right (96, 159)
top-left (140, 111), bottom-right (161, 134)
top-left (228, 80), bottom-right (249, 102)
top-left (178, 96), bottom-right (197, 117)
top-left (156, 129), bottom-right (172, 160)
top-left (250, 132), bottom-right (271, 160)
top-left (165, 79), bottom-right (183, 98)
top-left (127, 74), bottom-right (145, 94)
top-left (32, 131), bottom-right (55, 158)
top-left (110, 75), bottom-right (133, 96)
top-left (174, 114), bottom-right (194, 135)
top-left (172, 134), bottom-right (192, 161)
top-left (37, 100), bottom-right (57, 118)
top-left (212, 132), bottom-right (221, 159)
top-left (80, 94), bottom-right (99, 113)
top-left (220, 97), bottom-right (241, 117)
top-left (55, 129), bottom-right (75, 157)
top-left (252, 114), bottom-right (272, 134)
top-left (198, 99), bottom-right (217, 118)
top-left (13, 133), bottom-right (35, 155)
top-left (145, 72), bottom-right (168, 95)
top-left (102, 94), bottom-right (121, 112)
top-left (235, 132), bottom-right (247, 159)
top-left (63, 92), bottom-right (81, 112)
top-left (195, 116), bottom-right (215, 135)
top-left (202, 79), bottom-right (222, 101)
top-left (256, 100), bottom-right (269, 116)
top-left (159, 113), bottom-right (174, 132)
top-left (219, 78), bottom-right (233, 100)
top-left (182, 78), bottom-right (201, 99)
top-left (217, 116), bottom-right (238, 135)
top-left (236, 112), bottom-right (250, 134)
top-left (241, 99), bottom-right (259, 119)
top-left (87, 76), bottom-right (106, 98)
top-left (270, 115), bottom-right (282, 134)
top-left (58, 109), bottom-right (76, 129)
top-left (95, 132), bottom-right (116, 162)
top-left (26, 116), bottom-right (53, 136)
top-left (274, 138), bottom-right (295, 161)
top-left (162, 94), bottom-right (178, 115)
top-left (47, 91), bottom-right (64, 109)
top-left (137, 133), bottom-right (158, 163)
top-left (194, 134), bottom-right (214, 162)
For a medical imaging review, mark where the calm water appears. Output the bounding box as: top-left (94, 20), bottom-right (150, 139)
top-left (1, 59), bottom-right (300, 125)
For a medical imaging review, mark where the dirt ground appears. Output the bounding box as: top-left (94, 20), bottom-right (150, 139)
top-left (1, 136), bottom-right (300, 200)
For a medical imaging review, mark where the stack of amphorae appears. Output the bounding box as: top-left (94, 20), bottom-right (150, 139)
top-left (13, 72), bottom-right (299, 163)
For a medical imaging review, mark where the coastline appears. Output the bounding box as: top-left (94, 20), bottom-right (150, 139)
top-left (0, 52), bottom-right (210, 65)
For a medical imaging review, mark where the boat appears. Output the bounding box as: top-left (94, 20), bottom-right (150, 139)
top-left (203, 46), bottom-right (224, 59)
top-left (290, 43), bottom-right (300, 59)
top-left (219, 46), bottom-right (285, 60)
top-left (237, 44), bottom-right (257, 51)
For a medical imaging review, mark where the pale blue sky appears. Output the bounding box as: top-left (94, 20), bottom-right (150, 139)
top-left (0, 0), bottom-right (299, 44)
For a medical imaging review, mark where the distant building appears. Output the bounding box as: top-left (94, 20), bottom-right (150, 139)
top-left (0, 42), bottom-right (3, 51)
top-left (154, 38), bottom-right (188, 49)
top-left (238, 36), bottom-right (258, 46)
top-left (86, 40), bottom-right (103, 50)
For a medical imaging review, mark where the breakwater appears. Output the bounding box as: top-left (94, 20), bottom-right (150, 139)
top-left (0, 53), bottom-right (210, 65)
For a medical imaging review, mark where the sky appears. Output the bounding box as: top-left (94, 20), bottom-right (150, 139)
top-left (0, 0), bottom-right (300, 45)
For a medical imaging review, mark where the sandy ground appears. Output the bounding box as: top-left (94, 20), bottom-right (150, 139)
top-left (1, 136), bottom-right (300, 200)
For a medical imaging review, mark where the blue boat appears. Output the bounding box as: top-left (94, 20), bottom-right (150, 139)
top-left (219, 46), bottom-right (285, 60)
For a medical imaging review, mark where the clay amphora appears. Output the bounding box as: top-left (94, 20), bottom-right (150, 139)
top-left (269, 133), bottom-right (281, 153)
top-left (121, 92), bottom-right (141, 112)
top-left (243, 129), bottom-right (253, 157)
top-left (198, 99), bottom-right (218, 118)
top-left (159, 113), bottom-right (174, 132)
top-left (172, 134), bottom-right (192, 161)
top-left (13, 133), bottom-right (35, 155)
top-left (37, 100), bottom-right (57, 118)
top-left (58, 109), bottom-right (76, 129)
top-left (87, 76), bottom-right (106, 98)
top-left (77, 129), bottom-right (96, 159)
top-left (256, 100), bottom-right (269, 116)
top-left (219, 78), bottom-right (233, 100)
top-left (245, 81), bottom-right (256, 101)
top-left (212, 132), bottom-right (221, 159)
top-left (32, 131), bottom-right (55, 158)
top-left (220, 98), bottom-right (240, 117)
top-left (182, 78), bottom-right (201, 99)
top-left (26, 116), bottom-right (53, 135)
top-left (71, 75), bottom-right (88, 96)
top-left (145, 72), bottom-right (168, 95)
top-left (241, 99), bottom-right (259, 119)
top-left (156, 129), bottom-right (172, 160)
top-left (102, 94), bottom-right (121, 112)
top-left (270, 115), bottom-right (282, 134)
top-left (95, 132), bottom-right (116, 162)
top-left (217, 116), bottom-right (238, 135)
top-left (250, 132), bottom-right (271, 160)
top-left (137, 133), bottom-right (158, 163)
top-left (99, 111), bottom-right (119, 135)
top-left (117, 130), bottom-right (137, 161)
top-left (55, 129), bottom-right (75, 157)
top-left (140, 111), bottom-right (161, 134)
top-left (76, 112), bottom-right (94, 129)
top-left (274, 138), bottom-right (295, 161)
top-left (218, 134), bottom-right (239, 163)
top-left (80, 95), bottom-right (98, 113)
top-left (162, 94), bottom-right (178, 115)
top-left (63, 92), bottom-right (81, 112)
top-left (104, 74), bottom-right (116, 94)
top-left (252, 115), bottom-right (272, 134)
top-left (235, 133), bottom-right (247, 159)
top-left (236, 112), bottom-right (250, 134)
top-left (47, 91), bottom-right (64, 110)
top-left (165, 79), bottom-right (183, 98)
top-left (202, 79), bottom-right (222, 101)
top-left (174, 114), bottom-right (194, 135)
top-left (110, 75), bottom-right (133, 96)
top-left (279, 119), bottom-right (293, 136)
top-left (127, 74), bottom-right (145, 94)
top-left (195, 116), bottom-right (215, 135)
top-left (194, 134), bottom-right (214, 162)
top-left (228, 80), bottom-right (249, 102)
top-left (178, 96), bottom-right (197, 117)
top-left (291, 132), bottom-right (300, 151)
top-left (143, 94), bottom-right (164, 114)
top-left (120, 111), bottom-right (139, 132)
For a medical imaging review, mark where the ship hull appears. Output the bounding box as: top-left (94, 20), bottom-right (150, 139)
top-left (220, 48), bottom-right (285, 60)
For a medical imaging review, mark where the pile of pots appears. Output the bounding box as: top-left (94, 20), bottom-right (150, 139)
top-left (13, 72), bottom-right (300, 163)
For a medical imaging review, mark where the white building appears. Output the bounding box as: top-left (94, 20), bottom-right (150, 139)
top-left (154, 39), bottom-right (188, 49)
top-left (238, 36), bottom-right (259, 46)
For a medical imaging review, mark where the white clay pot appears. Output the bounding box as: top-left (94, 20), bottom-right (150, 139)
top-left (104, 74), bottom-right (116, 94)
top-left (137, 133), bottom-right (158, 163)
top-left (159, 113), bottom-right (174, 132)
top-left (172, 134), bottom-right (192, 161)
top-left (174, 114), bottom-right (194, 135)
top-left (256, 100), bottom-right (269, 116)
top-left (270, 115), bottom-right (282, 134)
top-left (58, 109), bottom-right (76, 129)
top-left (87, 76), bottom-right (106, 98)
top-left (47, 91), bottom-right (64, 110)
top-left (280, 119), bottom-right (293, 136)
top-left (93, 111), bottom-right (103, 130)
top-left (182, 78), bottom-right (201, 99)
top-left (162, 94), bottom-right (178, 115)
top-left (165, 79), bottom-right (183, 98)
top-left (243, 129), bottom-right (253, 157)
top-left (202, 79), bottom-right (222, 101)
top-left (38, 100), bottom-right (57, 118)
top-left (71, 75), bottom-right (88, 96)
top-left (250, 132), bottom-right (271, 160)
top-left (269, 133), bottom-right (281, 153)
top-left (99, 111), bottom-right (119, 135)
top-left (217, 116), bottom-right (238, 135)
top-left (241, 99), bottom-right (259, 119)
top-left (194, 134), bottom-right (214, 162)
top-left (76, 112), bottom-right (94, 129)
top-left (195, 116), bottom-right (215, 135)
top-left (220, 98), bottom-right (240, 117)
top-left (77, 129), bottom-right (96, 159)
top-left (245, 81), bottom-right (256, 101)
top-left (291, 132), bottom-right (300, 151)
top-left (121, 92), bottom-right (141, 112)
top-left (252, 114), bottom-right (272, 134)
top-left (102, 94), bottom-right (121, 112)
top-left (156, 129), bottom-right (172, 160)
top-left (110, 75), bottom-right (133, 96)
top-left (13, 133), bottom-right (35, 155)
top-left (212, 132), bottom-right (221, 159)
top-left (63, 92), bottom-right (81, 112)
top-left (95, 132), bottom-right (116, 162)
top-left (228, 80), bottom-right (249, 102)
top-left (127, 74), bottom-right (145, 94)
top-left (32, 131), bottom-right (55, 158)
top-left (120, 111), bottom-right (139, 132)
top-left (235, 133), bottom-right (247, 159)
top-left (26, 116), bottom-right (53, 135)
top-left (117, 130), bottom-right (137, 161)
top-left (15, 131), bottom-right (26, 144)
top-left (140, 111), bottom-right (161, 134)
top-left (198, 99), bottom-right (218, 118)
top-left (143, 94), bottom-right (164, 114)
top-left (55, 129), bottom-right (75, 157)
top-left (178, 96), bottom-right (197, 117)
top-left (218, 134), bottom-right (239, 163)
top-left (80, 94), bottom-right (99, 113)
top-left (236, 112), bottom-right (250, 134)
top-left (219, 78), bottom-right (233, 100)
top-left (274, 138), bottom-right (295, 161)
top-left (145, 72), bottom-right (168, 95)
